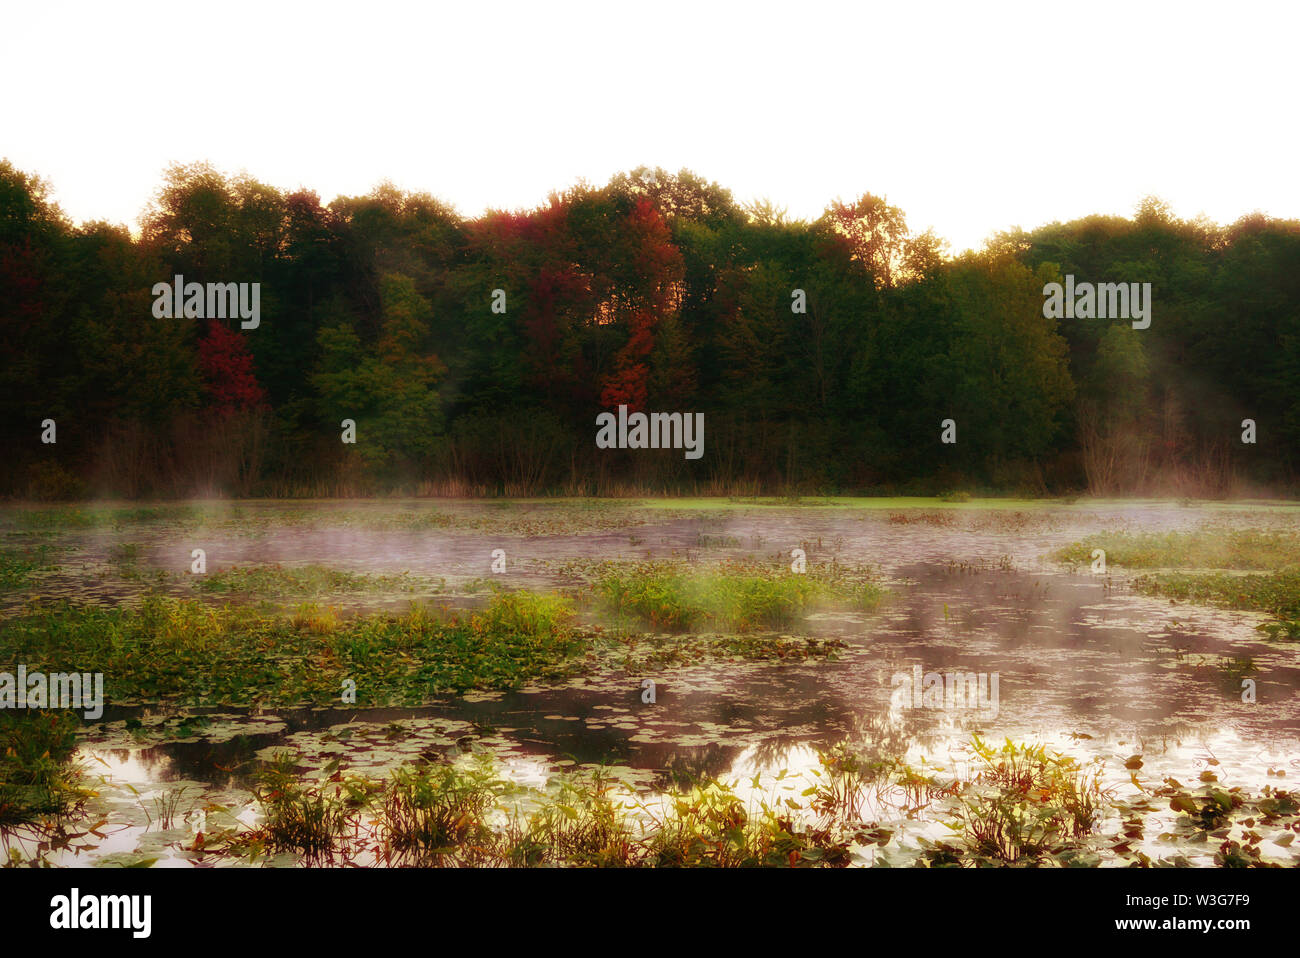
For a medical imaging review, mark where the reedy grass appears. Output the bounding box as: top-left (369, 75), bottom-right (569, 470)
top-left (0, 711), bottom-right (86, 825)
top-left (948, 736), bottom-right (1106, 865)
top-left (188, 739), bottom-right (1300, 868)
top-left (1057, 527), bottom-right (1300, 636)
top-left (194, 563), bottom-right (418, 596)
top-left (246, 752), bottom-right (366, 855)
top-left (1055, 528), bottom-right (1300, 571)
top-left (592, 559), bottom-right (885, 633)
top-left (0, 543), bottom-right (60, 589)
top-left (1132, 571), bottom-right (1300, 618)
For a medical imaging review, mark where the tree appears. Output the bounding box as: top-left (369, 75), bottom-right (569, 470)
top-left (313, 273), bottom-right (445, 473)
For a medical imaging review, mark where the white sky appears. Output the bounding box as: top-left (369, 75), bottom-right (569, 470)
top-left (3, 0), bottom-right (1297, 253)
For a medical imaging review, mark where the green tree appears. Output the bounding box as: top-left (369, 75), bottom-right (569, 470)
top-left (313, 273), bottom-right (445, 474)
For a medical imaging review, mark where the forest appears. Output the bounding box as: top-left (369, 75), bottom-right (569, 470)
top-left (3, 160), bottom-right (1298, 499)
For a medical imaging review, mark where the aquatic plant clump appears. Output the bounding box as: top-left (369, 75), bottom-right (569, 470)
top-left (592, 560), bottom-right (885, 632)
top-left (0, 711), bottom-right (85, 825)
top-left (948, 737), bottom-right (1107, 865)
top-left (194, 564), bottom-right (418, 597)
top-left (1055, 528), bottom-right (1300, 571)
top-left (209, 740), bottom-right (1300, 868)
top-left (0, 582), bottom-right (843, 710)
top-left (1132, 571), bottom-right (1300, 619)
top-left (0, 543), bottom-right (61, 590)
top-left (0, 592), bottom-right (591, 705)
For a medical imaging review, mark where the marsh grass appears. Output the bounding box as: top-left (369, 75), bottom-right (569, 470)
top-left (1133, 571), bottom-right (1300, 618)
top-left (1056, 528), bottom-right (1300, 571)
top-left (949, 737), bottom-right (1106, 865)
top-left (290, 603), bottom-right (341, 634)
top-left (0, 711), bottom-right (85, 825)
top-left (592, 559), bottom-right (885, 632)
top-left (195, 564), bottom-right (418, 596)
top-left (148, 786), bottom-right (195, 831)
top-left (0, 590), bottom-right (589, 705)
top-left (0, 543), bottom-right (60, 589)
top-left (248, 752), bottom-right (362, 855)
top-left (520, 769), bottom-right (643, 866)
top-left (199, 739), bottom-right (1300, 868)
top-left (378, 757), bottom-right (503, 864)
top-left (226, 751), bottom-right (882, 868)
top-left (1059, 528), bottom-right (1300, 631)
top-left (0, 575), bottom-right (850, 709)
top-left (599, 569), bottom-right (821, 631)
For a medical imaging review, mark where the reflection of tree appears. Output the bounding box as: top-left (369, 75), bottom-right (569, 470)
top-left (837, 710), bottom-right (932, 760)
top-left (652, 744), bottom-right (745, 789)
top-left (744, 735), bottom-right (809, 771)
top-left (160, 736), bottom-right (268, 788)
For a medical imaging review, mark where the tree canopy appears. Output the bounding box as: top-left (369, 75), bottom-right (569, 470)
top-left (2, 158), bottom-right (1295, 497)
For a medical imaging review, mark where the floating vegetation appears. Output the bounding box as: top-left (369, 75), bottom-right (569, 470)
top-left (609, 631), bottom-right (847, 670)
top-left (0, 581), bottom-right (848, 710)
top-left (888, 511), bottom-right (956, 527)
top-left (0, 543), bottom-right (60, 590)
top-left (1056, 528), bottom-right (1300, 571)
top-left (696, 533), bottom-right (742, 548)
top-left (0, 592), bottom-right (589, 705)
top-left (194, 563), bottom-right (419, 597)
top-left (944, 555), bottom-right (1013, 575)
top-left (1132, 571), bottom-right (1300, 618)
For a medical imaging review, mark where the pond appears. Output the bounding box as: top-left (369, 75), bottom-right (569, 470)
top-left (2, 498), bottom-right (1297, 867)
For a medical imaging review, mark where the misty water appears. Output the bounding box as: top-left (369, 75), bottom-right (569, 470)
top-left (3, 499), bottom-right (1298, 866)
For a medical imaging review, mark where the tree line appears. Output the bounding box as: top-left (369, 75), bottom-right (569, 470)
top-left (2, 160), bottom-right (1297, 498)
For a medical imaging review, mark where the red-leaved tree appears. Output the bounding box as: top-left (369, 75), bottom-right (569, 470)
top-left (197, 320), bottom-right (266, 414)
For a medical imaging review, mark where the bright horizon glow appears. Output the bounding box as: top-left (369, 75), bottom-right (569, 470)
top-left (3, 0), bottom-right (1297, 253)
